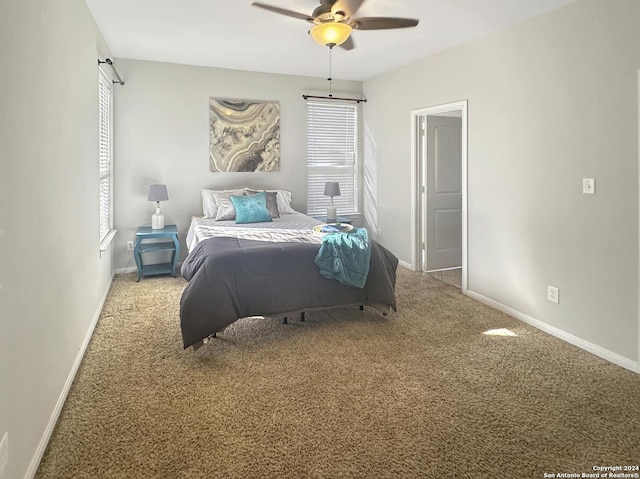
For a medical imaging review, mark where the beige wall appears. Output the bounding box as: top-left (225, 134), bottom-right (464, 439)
top-left (112, 59), bottom-right (363, 269)
top-left (0, 1), bottom-right (114, 477)
top-left (363, 0), bottom-right (640, 364)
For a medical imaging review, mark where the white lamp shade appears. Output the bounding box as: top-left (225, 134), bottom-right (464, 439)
top-left (147, 184), bottom-right (168, 202)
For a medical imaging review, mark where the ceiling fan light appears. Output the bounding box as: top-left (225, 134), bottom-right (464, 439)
top-left (310, 22), bottom-right (352, 47)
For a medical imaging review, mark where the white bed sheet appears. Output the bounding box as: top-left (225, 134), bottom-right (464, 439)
top-left (186, 212), bottom-right (324, 252)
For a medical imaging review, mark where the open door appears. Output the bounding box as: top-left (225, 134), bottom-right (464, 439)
top-left (411, 100), bottom-right (467, 292)
top-left (424, 115), bottom-right (462, 271)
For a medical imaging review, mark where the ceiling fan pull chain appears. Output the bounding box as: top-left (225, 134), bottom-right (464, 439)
top-left (301, 30), bottom-right (367, 103)
top-left (328, 46), bottom-right (333, 97)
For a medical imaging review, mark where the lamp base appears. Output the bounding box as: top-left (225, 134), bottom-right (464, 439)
top-left (152, 209), bottom-right (165, 229)
top-left (326, 206), bottom-right (337, 223)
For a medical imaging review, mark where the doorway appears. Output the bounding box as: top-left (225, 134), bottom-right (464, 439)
top-left (410, 101), bottom-right (468, 292)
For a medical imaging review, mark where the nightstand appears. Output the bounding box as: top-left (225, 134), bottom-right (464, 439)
top-left (312, 215), bottom-right (353, 224)
top-left (133, 225), bottom-right (180, 282)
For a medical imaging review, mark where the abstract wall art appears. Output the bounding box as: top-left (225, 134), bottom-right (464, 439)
top-left (209, 98), bottom-right (280, 172)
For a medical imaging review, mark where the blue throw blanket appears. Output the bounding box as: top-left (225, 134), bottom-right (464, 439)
top-left (314, 228), bottom-right (371, 288)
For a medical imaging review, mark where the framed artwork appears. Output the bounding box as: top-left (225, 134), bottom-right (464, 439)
top-left (209, 98), bottom-right (280, 172)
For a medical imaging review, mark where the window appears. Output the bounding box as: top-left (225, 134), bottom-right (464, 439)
top-left (98, 68), bottom-right (115, 250)
top-left (306, 100), bottom-right (358, 216)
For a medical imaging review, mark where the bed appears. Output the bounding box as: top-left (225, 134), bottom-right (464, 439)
top-left (179, 189), bottom-right (399, 350)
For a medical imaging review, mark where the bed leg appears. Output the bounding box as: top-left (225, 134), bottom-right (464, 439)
top-left (283, 317), bottom-right (288, 325)
top-left (359, 304), bottom-right (364, 311)
top-left (300, 312), bottom-right (305, 322)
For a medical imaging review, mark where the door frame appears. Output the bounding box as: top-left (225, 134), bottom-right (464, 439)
top-left (410, 100), bottom-right (468, 293)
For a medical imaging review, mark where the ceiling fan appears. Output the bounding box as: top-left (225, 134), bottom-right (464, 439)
top-left (251, 0), bottom-right (419, 50)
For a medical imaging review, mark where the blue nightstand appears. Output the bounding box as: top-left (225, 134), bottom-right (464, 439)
top-left (133, 225), bottom-right (180, 282)
top-left (312, 215), bottom-right (353, 224)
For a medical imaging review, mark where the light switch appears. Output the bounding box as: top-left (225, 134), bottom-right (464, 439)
top-left (582, 178), bottom-right (595, 195)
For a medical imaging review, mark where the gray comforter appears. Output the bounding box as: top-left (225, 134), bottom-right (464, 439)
top-left (180, 237), bottom-right (398, 349)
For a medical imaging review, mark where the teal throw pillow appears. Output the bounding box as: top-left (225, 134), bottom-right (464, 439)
top-left (230, 191), bottom-right (273, 224)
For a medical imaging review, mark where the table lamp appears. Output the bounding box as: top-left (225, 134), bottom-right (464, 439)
top-left (147, 184), bottom-right (169, 229)
top-left (323, 182), bottom-right (341, 223)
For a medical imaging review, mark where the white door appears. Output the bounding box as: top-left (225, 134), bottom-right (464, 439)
top-left (424, 115), bottom-right (462, 272)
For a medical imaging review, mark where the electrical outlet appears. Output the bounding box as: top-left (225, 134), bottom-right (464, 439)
top-left (126, 240), bottom-right (134, 251)
top-left (547, 285), bottom-right (559, 304)
top-left (582, 178), bottom-right (595, 194)
top-left (0, 431), bottom-right (8, 477)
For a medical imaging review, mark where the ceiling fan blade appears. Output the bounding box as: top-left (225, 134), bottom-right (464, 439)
top-left (332, 0), bottom-right (366, 19)
top-left (339, 36), bottom-right (355, 51)
top-left (251, 2), bottom-right (314, 22)
top-left (351, 17), bottom-right (419, 30)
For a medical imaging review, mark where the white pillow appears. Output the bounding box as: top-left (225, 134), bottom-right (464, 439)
top-left (201, 188), bottom-right (245, 218)
top-left (274, 189), bottom-right (296, 214)
top-left (201, 189), bottom-right (217, 218)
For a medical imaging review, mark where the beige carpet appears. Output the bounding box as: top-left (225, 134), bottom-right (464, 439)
top-left (37, 269), bottom-right (639, 479)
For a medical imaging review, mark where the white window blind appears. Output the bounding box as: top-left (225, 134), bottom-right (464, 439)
top-left (363, 121), bottom-right (378, 232)
top-left (306, 100), bottom-right (358, 216)
top-left (98, 68), bottom-right (112, 242)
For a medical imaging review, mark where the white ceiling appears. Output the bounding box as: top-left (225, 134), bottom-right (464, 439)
top-left (84, 0), bottom-right (577, 82)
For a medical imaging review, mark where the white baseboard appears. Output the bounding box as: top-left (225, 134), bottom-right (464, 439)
top-left (114, 262), bottom-right (183, 276)
top-left (114, 266), bottom-right (137, 274)
top-left (25, 274), bottom-right (114, 479)
top-left (398, 260), bottom-right (413, 271)
top-left (466, 290), bottom-right (640, 375)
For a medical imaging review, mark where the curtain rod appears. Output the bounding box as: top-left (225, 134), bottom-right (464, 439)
top-left (302, 94), bottom-right (366, 104)
top-left (98, 58), bottom-right (125, 85)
